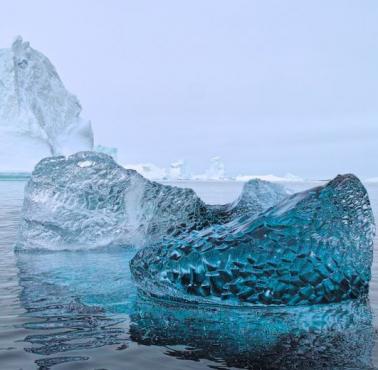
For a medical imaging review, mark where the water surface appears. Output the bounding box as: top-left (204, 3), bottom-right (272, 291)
top-left (1, 180), bottom-right (378, 369)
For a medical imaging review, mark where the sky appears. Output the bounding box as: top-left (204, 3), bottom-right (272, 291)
top-left (1, 0), bottom-right (377, 179)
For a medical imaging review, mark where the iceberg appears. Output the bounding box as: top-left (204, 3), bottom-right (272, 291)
top-left (131, 174), bottom-right (375, 306)
top-left (168, 160), bottom-right (191, 180)
top-left (16, 152), bottom-right (288, 251)
top-left (94, 145), bottom-right (118, 160)
top-left (235, 173), bottom-right (304, 182)
top-left (194, 156), bottom-right (226, 181)
top-left (205, 156), bottom-right (225, 180)
top-left (0, 37), bottom-right (93, 172)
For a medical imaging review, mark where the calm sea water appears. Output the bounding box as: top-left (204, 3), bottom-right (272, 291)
top-left (0, 180), bottom-right (378, 370)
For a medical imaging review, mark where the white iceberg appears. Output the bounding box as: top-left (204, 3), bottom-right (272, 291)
top-left (235, 173), bottom-right (304, 182)
top-left (168, 160), bottom-right (191, 180)
top-left (94, 145), bottom-right (118, 160)
top-left (193, 156), bottom-right (227, 181)
top-left (123, 162), bottom-right (167, 180)
top-left (0, 37), bottom-right (93, 172)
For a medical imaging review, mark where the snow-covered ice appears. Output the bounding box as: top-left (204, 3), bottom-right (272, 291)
top-left (0, 37), bottom-right (93, 172)
top-left (168, 160), bottom-right (191, 180)
top-left (235, 173), bottom-right (304, 182)
top-left (94, 145), bottom-right (118, 160)
top-left (123, 162), bottom-right (168, 180)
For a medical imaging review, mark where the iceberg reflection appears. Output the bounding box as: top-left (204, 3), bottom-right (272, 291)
top-left (130, 294), bottom-right (374, 369)
top-left (15, 249), bottom-right (374, 369)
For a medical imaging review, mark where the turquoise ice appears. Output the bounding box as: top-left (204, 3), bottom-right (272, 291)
top-left (131, 174), bottom-right (376, 305)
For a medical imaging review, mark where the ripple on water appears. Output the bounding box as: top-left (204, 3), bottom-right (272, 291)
top-left (0, 181), bottom-right (378, 369)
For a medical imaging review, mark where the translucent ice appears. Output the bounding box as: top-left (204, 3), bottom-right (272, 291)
top-left (0, 37), bottom-right (93, 171)
top-left (131, 174), bottom-right (376, 306)
top-left (16, 152), bottom-right (288, 251)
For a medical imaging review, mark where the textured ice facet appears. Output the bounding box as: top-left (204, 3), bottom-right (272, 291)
top-left (0, 37), bottom-right (93, 171)
top-left (131, 174), bottom-right (376, 306)
top-left (16, 152), bottom-right (288, 251)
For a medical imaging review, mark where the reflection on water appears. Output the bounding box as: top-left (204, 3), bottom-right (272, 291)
top-left (16, 249), bottom-right (375, 369)
top-left (1, 181), bottom-right (378, 369)
top-left (130, 296), bottom-right (374, 369)
top-left (16, 250), bottom-right (134, 368)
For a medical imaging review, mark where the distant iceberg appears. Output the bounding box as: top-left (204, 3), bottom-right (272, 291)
top-left (123, 162), bottom-right (168, 180)
top-left (124, 160), bottom-right (191, 181)
top-left (122, 158), bottom-right (307, 183)
top-left (194, 156), bottom-right (227, 181)
top-left (365, 177), bottom-right (378, 183)
top-left (94, 145), bottom-right (118, 160)
top-left (0, 37), bottom-right (93, 172)
top-left (168, 160), bottom-right (191, 180)
top-left (235, 173), bottom-right (304, 182)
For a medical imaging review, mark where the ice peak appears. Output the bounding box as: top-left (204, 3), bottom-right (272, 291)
top-left (0, 37), bottom-right (93, 171)
top-left (12, 36), bottom-right (29, 53)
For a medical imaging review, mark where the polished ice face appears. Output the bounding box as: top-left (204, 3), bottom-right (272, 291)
top-left (0, 37), bottom-right (93, 171)
top-left (16, 151), bottom-right (288, 251)
top-left (131, 174), bottom-right (376, 306)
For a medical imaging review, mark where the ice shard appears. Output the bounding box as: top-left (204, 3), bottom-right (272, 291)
top-left (131, 174), bottom-right (376, 305)
top-left (16, 151), bottom-right (288, 251)
top-left (0, 37), bottom-right (93, 172)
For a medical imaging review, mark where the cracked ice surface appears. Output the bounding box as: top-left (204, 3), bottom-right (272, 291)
top-left (131, 174), bottom-right (376, 306)
top-left (16, 152), bottom-right (288, 251)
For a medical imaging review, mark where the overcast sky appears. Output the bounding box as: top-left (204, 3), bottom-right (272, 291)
top-left (1, 1), bottom-right (377, 178)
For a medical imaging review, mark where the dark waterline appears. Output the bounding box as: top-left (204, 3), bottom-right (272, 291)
top-left (1, 180), bottom-right (378, 370)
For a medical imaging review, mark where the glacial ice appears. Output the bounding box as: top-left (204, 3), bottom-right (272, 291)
top-left (123, 162), bottom-right (167, 180)
top-left (131, 174), bottom-right (376, 306)
top-left (235, 173), bottom-right (305, 182)
top-left (0, 37), bottom-right (93, 172)
top-left (94, 145), bottom-right (118, 160)
top-left (16, 151), bottom-right (288, 251)
top-left (194, 156), bottom-right (226, 180)
top-left (124, 160), bottom-right (191, 180)
top-left (205, 156), bottom-right (225, 180)
top-left (168, 160), bottom-right (191, 180)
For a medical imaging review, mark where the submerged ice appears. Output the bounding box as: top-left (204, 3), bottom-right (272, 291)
top-left (131, 174), bottom-right (376, 306)
top-left (15, 248), bottom-right (374, 368)
top-left (16, 152), bottom-right (288, 251)
top-left (0, 37), bottom-right (93, 172)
